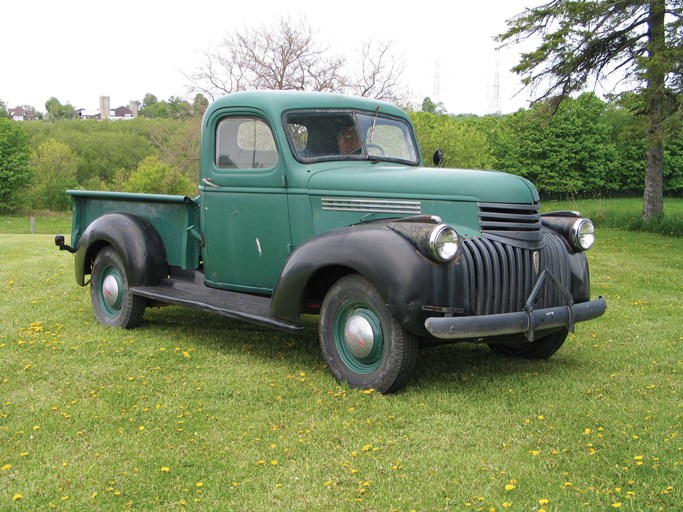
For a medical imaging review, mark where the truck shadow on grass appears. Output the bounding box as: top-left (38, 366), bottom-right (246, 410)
top-left (139, 305), bottom-right (586, 393)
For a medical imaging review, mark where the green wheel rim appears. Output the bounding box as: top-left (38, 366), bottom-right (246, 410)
top-left (333, 300), bottom-right (384, 374)
top-left (98, 265), bottom-right (124, 317)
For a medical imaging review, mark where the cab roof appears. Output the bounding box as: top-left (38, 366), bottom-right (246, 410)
top-left (204, 90), bottom-right (410, 121)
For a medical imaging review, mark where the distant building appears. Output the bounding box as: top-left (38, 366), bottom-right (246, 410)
top-left (95, 96), bottom-right (138, 120)
top-left (8, 106), bottom-right (36, 121)
top-left (76, 108), bottom-right (101, 120)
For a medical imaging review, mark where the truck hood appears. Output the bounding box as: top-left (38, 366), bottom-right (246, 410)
top-left (307, 164), bottom-right (539, 204)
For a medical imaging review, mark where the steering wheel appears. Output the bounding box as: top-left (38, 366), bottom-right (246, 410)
top-left (365, 143), bottom-right (385, 156)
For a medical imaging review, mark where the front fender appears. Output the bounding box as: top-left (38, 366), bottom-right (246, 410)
top-left (270, 223), bottom-right (449, 336)
top-left (74, 213), bottom-right (167, 287)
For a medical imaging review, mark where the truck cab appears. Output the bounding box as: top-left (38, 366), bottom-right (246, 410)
top-left (58, 90), bottom-right (606, 393)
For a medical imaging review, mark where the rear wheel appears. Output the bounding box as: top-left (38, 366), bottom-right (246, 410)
top-left (319, 275), bottom-right (418, 393)
top-left (90, 247), bottom-right (146, 328)
top-left (488, 328), bottom-right (568, 359)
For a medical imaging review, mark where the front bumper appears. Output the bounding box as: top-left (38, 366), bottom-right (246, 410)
top-left (424, 268), bottom-right (607, 341)
top-left (424, 296), bottom-right (606, 340)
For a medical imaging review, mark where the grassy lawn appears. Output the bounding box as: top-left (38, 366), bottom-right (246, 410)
top-left (0, 212), bottom-right (72, 236)
top-left (0, 218), bottom-right (681, 510)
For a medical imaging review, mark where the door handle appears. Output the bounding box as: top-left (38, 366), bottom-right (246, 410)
top-left (202, 178), bottom-right (220, 188)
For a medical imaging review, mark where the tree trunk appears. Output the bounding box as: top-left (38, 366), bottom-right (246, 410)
top-left (643, 0), bottom-right (666, 220)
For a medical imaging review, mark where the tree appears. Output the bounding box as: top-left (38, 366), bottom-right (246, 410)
top-left (498, 0), bottom-right (683, 219)
top-left (122, 156), bottom-right (194, 196)
top-left (0, 99), bottom-right (8, 118)
top-left (191, 93), bottom-right (209, 116)
top-left (30, 139), bottom-right (79, 210)
top-left (410, 111), bottom-right (497, 170)
top-left (421, 97), bottom-right (447, 115)
top-left (185, 17), bottom-right (406, 102)
top-left (492, 93), bottom-right (619, 195)
top-left (0, 118), bottom-right (32, 211)
top-left (139, 94), bottom-right (193, 119)
top-left (44, 97), bottom-right (77, 120)
top-left (348, 39), bottom-right (408, 102)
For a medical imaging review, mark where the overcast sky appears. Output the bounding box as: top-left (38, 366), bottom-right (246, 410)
top-left (2, 0), bottom-right (539, 116)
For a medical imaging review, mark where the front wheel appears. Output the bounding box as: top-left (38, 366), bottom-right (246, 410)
top-left (488, 328), bottom-right (568, 359)
top-left (319, 275), bottom-right (418, 393)
top-left (90, 247), bottom-right (146, 328)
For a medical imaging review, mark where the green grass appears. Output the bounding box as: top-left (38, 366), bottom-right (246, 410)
top-left (543, 197), bottom-right (683, 236)
top-left (1, 229), bottom-right (681, 509)
top-left (0, 212), bottom-right (72, 235)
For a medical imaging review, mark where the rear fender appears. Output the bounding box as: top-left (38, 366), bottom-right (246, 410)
top-left (74, 213), bottom-right (167, 287)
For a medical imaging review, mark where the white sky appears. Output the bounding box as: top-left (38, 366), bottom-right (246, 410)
top-left (2, 0), bottom-right (539, 116)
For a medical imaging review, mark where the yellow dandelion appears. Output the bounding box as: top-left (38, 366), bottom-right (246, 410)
top-left (504, 484), bottom-right (516, 491)
top-left (13, 493), bottom-right (23, 501)
top-left (611, 503), bottom-right (622, 508)
top-left (503, 502), bottom-right (512, 508)
top-left (196, 482), bottom-right (203, 488)
top-left (1, 464), bottom-right (11, 471)
top-left (539, 498), bottom-right (550, 505)
top-left (160, 466), bottom-right (171, 473)
top-left (529, 450), bottom-right (541, 456)
top-left (270, 459), bottom-right (278, 465)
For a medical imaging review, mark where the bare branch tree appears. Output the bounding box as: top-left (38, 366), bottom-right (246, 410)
top-left (185, 17), bottom-right (347, 98)
top-left (184, 17), bottom-right (407, 104)
top-left (347, 39), bottom-right (408, 103)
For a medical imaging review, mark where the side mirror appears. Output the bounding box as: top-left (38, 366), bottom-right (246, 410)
top-left (432, 149), bottom-right (444, 167)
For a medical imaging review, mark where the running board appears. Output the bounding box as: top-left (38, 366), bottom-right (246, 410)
top-left (131, 277), bottom-right (302, 334)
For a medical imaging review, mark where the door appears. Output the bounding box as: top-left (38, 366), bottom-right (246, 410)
top-left (200, 111), bottom-right (291, 293)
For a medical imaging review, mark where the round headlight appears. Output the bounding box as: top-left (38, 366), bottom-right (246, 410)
top-left (571, 218), bottom-right (595, 251)
top-left (428, 225), bottom-right (459, 262)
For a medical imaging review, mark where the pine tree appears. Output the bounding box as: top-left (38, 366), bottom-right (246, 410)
top-left (498, 0), bottom-right (683, 219)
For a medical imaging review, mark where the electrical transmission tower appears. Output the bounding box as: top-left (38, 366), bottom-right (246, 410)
top-left (433, 60), bottom-right (441, 104)
top-left (489, 60), bottom-right (502, 116)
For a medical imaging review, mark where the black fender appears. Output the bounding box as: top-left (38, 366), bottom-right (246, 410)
top-left (74, 213), bottom-right (167, 287)
top-left (270, 222), bottom-right (451, 336)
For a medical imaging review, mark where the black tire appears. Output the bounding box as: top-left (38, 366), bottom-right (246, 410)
top-left (90, 247), bottom-right (146, 328)
top-left (319, 274), bottom-right (418, 393)
top-left (488, 328), bottom-right (568, 359)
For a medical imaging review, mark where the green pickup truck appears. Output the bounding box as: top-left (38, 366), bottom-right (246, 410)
top-left (56, 90), bottom-right (606, 392)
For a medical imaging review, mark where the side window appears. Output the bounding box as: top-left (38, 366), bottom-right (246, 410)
top-left (216, 117), bottom-right (278, 169)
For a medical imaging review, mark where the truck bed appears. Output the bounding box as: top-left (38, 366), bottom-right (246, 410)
top-left (68, 190), bottom-right (202, 271)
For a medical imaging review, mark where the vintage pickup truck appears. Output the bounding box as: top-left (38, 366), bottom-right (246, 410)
top-left (56, 90), bottom-right (606, 392)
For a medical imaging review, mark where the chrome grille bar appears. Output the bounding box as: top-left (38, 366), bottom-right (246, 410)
top-left (321, 197), bottom-right (421, 215)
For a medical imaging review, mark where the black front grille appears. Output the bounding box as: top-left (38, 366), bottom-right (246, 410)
top-left (460, 233), bottom-right (571, 315)
top-left (478, 202), bottom-right (543, 249)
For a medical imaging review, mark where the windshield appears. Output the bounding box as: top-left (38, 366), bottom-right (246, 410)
top-left (284, 110), bottom-right (419, 165)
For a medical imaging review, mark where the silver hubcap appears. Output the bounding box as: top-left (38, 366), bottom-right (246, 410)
top-left (102, 275), bottom-right (120, 307)
top-left (344, 314), bottom-right (375, 358)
